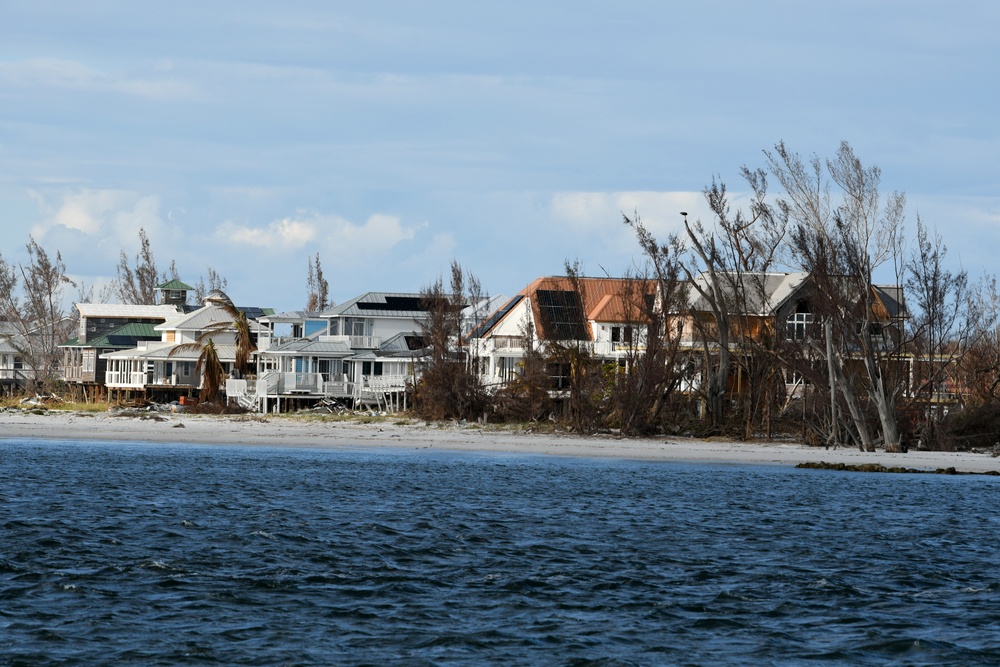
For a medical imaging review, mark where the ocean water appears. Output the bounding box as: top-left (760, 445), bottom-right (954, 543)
top-left (1, 440), bottom-right (999, 666)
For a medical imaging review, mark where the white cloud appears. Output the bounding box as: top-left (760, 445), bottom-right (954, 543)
top-left (219, 212), bottom-right (416, 259)
top-left (550, 191), bottom-right (707, 237)
top-left (29, 189), bottom-right (163, 239)
top-left (220, 217), bottom-right (317, 249)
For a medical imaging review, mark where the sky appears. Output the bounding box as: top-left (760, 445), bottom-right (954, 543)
top-left (1, 1), bottom-right (999, 311)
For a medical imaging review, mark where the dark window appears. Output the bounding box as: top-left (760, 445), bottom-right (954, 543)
top-left (786, 312), bottom-right (813, 340)
top-left (546, 362), bottom-right (572, 390)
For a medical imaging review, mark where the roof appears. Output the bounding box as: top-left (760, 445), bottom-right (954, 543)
top-left (155, 303), bottom-right (272, 332)
top-left (101, 342), bottom-right (238, 362)
top-left (156, 279), bottom-right (195, 291)
top-left (873, 285), bottom-right (908, 319)
top-left (77, 303), bottom-right (182, 319)
top-left (378, 331), bottom-right (427, 354)
top-left (322, 292), bottom-right (463, 319)
top-left (261, 338), bottom-right (353, 357)
top-left (257, 310), bottom-right (315, 324)
top-left (61, 322), bottom-right (161, 349)
top-left (473, 276), bottom-right (657, 341)
top-left (688, 272), bottom-right (810, 316)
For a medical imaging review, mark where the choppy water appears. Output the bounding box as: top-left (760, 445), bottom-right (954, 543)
top-left (1, 439), bottom-right (999, 666)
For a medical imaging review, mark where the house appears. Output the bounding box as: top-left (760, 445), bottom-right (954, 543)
top-left (235, 292), bottom-right (451, 413)
top-left (0, 322), bottom-right (31, 393)
top-left (60, 303), bottom-right (183, 400)
top-left (680, 271), bottom-right (911, 402)
top-left (101, 295), bottom-right (274, 403)
top-left (469, 276), bottom-right (658, 390)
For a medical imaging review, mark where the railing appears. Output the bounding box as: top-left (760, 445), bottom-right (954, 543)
top-left (592, 341), bottom-right (647, 356)
top-left (362, 374), bottom-right (408, 392)
top-left (282, 372), bottom-right (322, 393)
top-left (105, 370), bottom-right (147, 388)
top-left (250, 372), bottom-right (409, 399)
top-left (256, 336), bottom-right (299, 351)
top-left (349, 335), bottom-right (381, 349)
top-left (487, 336), bottom-right (527, 351)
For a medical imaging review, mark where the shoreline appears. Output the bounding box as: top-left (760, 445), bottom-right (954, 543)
top-left (2, 409), bottom-right (999, 474)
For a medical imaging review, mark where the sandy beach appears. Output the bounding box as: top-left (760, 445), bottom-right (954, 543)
top-left (2, 408), bottom-right (998, 474)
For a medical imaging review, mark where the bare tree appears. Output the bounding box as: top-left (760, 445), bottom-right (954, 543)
top-left (116, 228), bottom-right (165, 305)
top-left (693, 172), bottom-right (788, 438)
top-left (416, 261), bottom-right (488, 421)
top-left (306, 253), bottom-right (330, 312)
top-left (493, 316), bottom-right (553, 422)
top-left (193, 268), bottom-right (228, 305)
top-left (767, 141), bottom-right (908, 451)
top-left (620, 212), bottom-right (690, 435)
top-left (904, 216), bottom-right (974, 447)
top-left (553, 260), bottom-right (605, 433)
top-left (0, 236), bottom-right (76, 390)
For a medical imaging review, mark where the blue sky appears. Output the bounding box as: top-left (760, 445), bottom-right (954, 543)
top-left (2, 1), bottom-right (998, 310)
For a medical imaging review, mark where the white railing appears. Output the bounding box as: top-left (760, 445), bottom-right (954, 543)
top-left (349, 335), bottom-right (381, 349)
top-left (282, 372), bottom-right (322, 393)
top-left (488, 336), bottom-right (528, 351)
top-left (226, 378), bottom-right (248, 397)
top-left (105, 370), bottom-right (147, 388)
top-left (249, 372), bottom-right (409, 399)
top-left (362, 374), bottom-right (408, 392)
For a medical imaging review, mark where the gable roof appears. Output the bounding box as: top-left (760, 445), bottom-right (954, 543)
top-left (688, 271), bottom-right (810, 316)
top-left (155, 303), bottom-right (271, 332)
top-left (873, 285), bottom-right (908, 319)
top-left (472, 276), bottom-right (657, 341)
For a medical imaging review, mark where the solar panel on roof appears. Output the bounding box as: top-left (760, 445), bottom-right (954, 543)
top-left (467, 294), bottom-right (523, 339)
top-left (536, 290), bottom-right (588, 341)
top-left (355, 296), bottom-right (422, 311)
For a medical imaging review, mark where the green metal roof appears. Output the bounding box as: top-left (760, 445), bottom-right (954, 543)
top-left (156, 278), bottom-right (195, 291)
top-left (63, 322), bottom-right (162, 348)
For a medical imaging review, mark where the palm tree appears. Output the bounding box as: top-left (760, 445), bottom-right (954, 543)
top-left (168, 290), bottom-right (256, 402)
top-left (202, 290), bottom-right (257, 378)
top-left (170, 337), bottom-right (225, 402)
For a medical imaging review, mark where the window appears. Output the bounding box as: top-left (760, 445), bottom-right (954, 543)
top-left (546, 362), bottom-right (572, 390)
top-left (497, 356), bottom-right (520, 381)
top-left (786, 312), bottom-right (813, 340)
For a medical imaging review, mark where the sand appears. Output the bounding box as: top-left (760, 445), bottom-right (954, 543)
top-left (0, 410), bottom-right (1000, 473)
top-left (1, 408), bottom-right (998, 474)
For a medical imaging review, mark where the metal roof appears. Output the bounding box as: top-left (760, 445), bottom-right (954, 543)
top-left (156, 279), bottom-right (195, 291)
top-left (62, 322), bottom-right (161, 349)
top-left (261, 338), bottom-right (353, 356)
top-left (322, 292), bottom-right (461, 318)
top-left (77, 303), bottom-right (183, 319)
top-left (688, 272), bottom-right (810, 316)
top-left (101, 342), bottom-right (238, 362)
